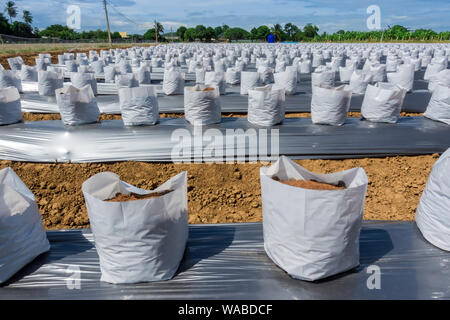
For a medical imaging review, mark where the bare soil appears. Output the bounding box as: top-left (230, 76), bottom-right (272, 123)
top-left (0, 154), bottom-right (439, 230)
top-left (106, 190), bottom-right (172, 202)
top-left (273, 178), bottom-right (346, 190)
top-left (21, 112), bottom-right (423, 122)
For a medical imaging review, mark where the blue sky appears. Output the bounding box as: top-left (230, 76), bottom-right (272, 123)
top-left (12, 0), bottom-right (450, 34)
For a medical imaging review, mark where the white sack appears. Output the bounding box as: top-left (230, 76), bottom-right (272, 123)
top-left (258, 66), bottom-right (274, 85)
top-left (348, 70), bottom-right (373, 95)
top-left (424, 63), bottom-right (446, 81)
top-left (299, 60), bottom-right (312, 73)
top-left (225, 68), bottom-right (240, 85)
top-left (311, 70), bottom-right (335, 88)
top-left (205, 71), bottom-right (226, 95)
top-left (65, 60), bottom-right (78, 73)
top-left (240, 72), bottom-right (260, 95)
top-left (136, 66), bottom-right (151, 85)
top-left (0, 167), bottom-right (50, 284)
top-left (71, 72), bottom-right (98, 95)
top-left (56, 85), bottom-right (100, 126)
top-left (0, 70), bottom-right (22, 92)
top-left (416, 148), bottom-right (450, 251)
top-left (20, 65), bottom-right (38, 82)
top-left (387, 64), bottom-right (415, 92)
top-left (361, 83), bottom-right (406, 123)
top-left (274, 69), bottom-right (297, 95)
top-left (428, 69), bottom-right (450, 93)
top-left (119, 86), bottom-right (159, 126)
top-left (115, 74), bottom-right (139, 89)
top-left (7, 57), bottom-right (24, 72)
top-left (248, 85), bottom-right (285, 126)
top-left (163, 68), bottom-right (185, 95)
top-left (260, 156), bottom-right (368, 281)
top-left (38, 71), bottom-right (63, 96)
top-left (104, 66), bottom-right (117, 83)
top-left (339, 66), bottom-right (354, 82)
top-left (0, 87), bottom-right (22, 125)
top-left (82, 171), bottom-right (188, 284)
top-left (184, 85), bottom-right (221, 125)
top-left (311, 85), bottom-right (352, 126)
top-left (424, 84), bottom-right (450, 125)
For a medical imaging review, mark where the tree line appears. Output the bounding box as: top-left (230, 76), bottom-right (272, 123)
top-left (174, 24), bottom-right (450, 42)
top-left (0, 1), bottom-right (37, 38)
top-left (1, 1), bottom-right (449, 43)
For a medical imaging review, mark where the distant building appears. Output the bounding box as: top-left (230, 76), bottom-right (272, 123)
top-left (119, 32), bottom-right (128, 39)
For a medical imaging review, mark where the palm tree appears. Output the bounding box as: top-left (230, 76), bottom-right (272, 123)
top-left (5, 1), bottom-right (17, 24)
top-left (23, 10), bottom-right (32, 25)
top-left (271, 24), bottom-right (283, 41)
top-left (154, 21), bottom-right (164, 42)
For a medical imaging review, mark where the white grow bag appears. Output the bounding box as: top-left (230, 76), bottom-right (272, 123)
top-left (0, 167), bottom-right (50, 284)
top-left (248, 85), bottom-right (285, 126)
top-left (361, 83), bottom-right (406, 123)
top-left (311, 85), bottom-right (352, 126)
top-left (82, 171), bottom-right (188, 284)
top-left (260, 156), bottom-right (368, 281)
top-left (416, 148), bottom-right (450, 251)
top-left (0, 87), bottom-right (22, 125)
top-left (184, 85), bottom-right (221, 125)
top-left (424, 84), bottom-right (450, 125)
top-left (119, 86), bottom-right (159, 126)
top-left (56, 85), bottom-right (100, 126)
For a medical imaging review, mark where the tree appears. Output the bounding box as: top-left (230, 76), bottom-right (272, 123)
top-left (255, 25), bottom-right (271, 40)
top-left (155, 22), bottom-right (164, 36)
top-left (5, 1), bottom-right (17, 23)
top-left (284, 23), bottom-right (299, 41)
top-left (205, 26), bottom-right (215, 41)
top-left (144, 22), bottom-right (164, 41)
top-left (194, 25), bottom-right (207, 40)
top-left (303, 23), bottom-right (319, 38)
top-left (271, 24), bottom-right (284, 41)
top-left (294, 29), bottom-right (305, 41)
top-left (386, 25), bottom-right (409, 40)
top-left (39, 24), bottom-right (79, 40)
top-left (22, 10), bottom-right (32, 25)
top-left (214, 26), bottom-right (223, 39)
top-left (0, 13), bottom-right (11, 34)
top-left (184, 28), bottom-right (196, 41)
top-left (176, 26), bottom-right (187, 41)
top-left (11, 21), bottom-right (35, 37)
top-left (223, 27), bottom-right (249, 41)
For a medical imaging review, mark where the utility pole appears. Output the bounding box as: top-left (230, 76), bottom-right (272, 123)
top-left (154, 20), bottom-right (158, 43)
top-left (103, 0), bottom-right (112, 47)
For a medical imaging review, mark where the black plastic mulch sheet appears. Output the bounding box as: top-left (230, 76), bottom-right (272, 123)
top-left (0, 117), bottom-right (448, 163)
top-left (1, 221), bottom-right (449, 300)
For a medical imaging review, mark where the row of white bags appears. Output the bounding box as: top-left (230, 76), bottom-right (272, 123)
top-left (55, 84), bottom-right (160, 126)
top-left (2, 150), bottom-right (450, 284)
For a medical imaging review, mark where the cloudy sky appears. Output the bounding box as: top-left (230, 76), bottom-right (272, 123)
top-left (12, 0), bottom-right (450, 34)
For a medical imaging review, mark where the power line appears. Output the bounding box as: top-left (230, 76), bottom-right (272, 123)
top-left (106, 0), bottom-right (141, 27)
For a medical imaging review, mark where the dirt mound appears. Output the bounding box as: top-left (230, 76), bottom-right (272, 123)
top-left (274, 177), bottom-right (346, 190)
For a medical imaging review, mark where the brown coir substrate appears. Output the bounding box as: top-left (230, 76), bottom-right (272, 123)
top-left (274, 178), bottom-right (346, 190)
top-left (106, 190), bottom-right (172, 202)
top-left (0, 155), bottom-right (438, 230)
